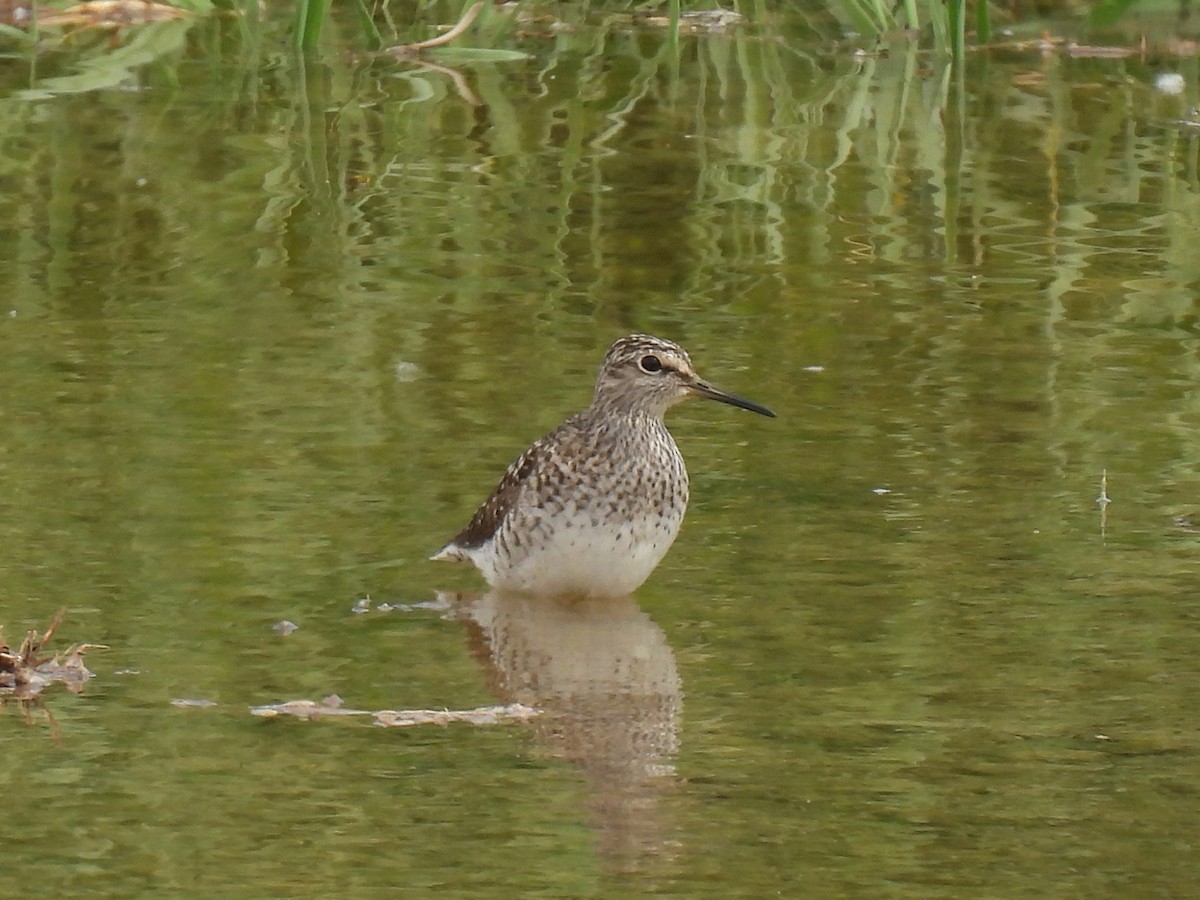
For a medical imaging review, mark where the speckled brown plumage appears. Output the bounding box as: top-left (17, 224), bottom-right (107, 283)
top-left (431, 334), bottom-right (775, 597)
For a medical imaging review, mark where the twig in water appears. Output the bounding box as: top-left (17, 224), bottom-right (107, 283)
top-left (388, 2), bottom-right (485, 56)
top-left (1097, 469), bottom-right (1110, 539)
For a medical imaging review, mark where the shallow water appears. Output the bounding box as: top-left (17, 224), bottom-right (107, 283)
top-left (2, 3), bottom-right (1199, 895)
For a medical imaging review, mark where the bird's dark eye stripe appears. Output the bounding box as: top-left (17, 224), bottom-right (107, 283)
top-left (639, 355), bottom-right (663, 373)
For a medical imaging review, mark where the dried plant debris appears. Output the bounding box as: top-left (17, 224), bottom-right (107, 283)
top-left (385, 1), bottom-right (484, 56)
top-left (635, 9), bottom-right (745, 32)
top-left (1173, 513), bottom-right (1200, 533)
top-left (36, 0), bottom-right (188, 29)
top-left (0, 609), bottom-right (104, 700)
top-left (371, 705), bottom-right (539, 728)
top-left (350, 596), bottom-right (448, 615)
top-left (248, 697), bottom-right (539, 728)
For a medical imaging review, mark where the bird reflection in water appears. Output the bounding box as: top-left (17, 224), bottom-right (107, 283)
top-left (441, 590), bottom-right (681, 865)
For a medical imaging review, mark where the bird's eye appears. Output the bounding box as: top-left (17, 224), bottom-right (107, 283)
top-left (639, 355), bottom-right (663, 374)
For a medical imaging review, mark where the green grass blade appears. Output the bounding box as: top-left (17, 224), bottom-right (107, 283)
top-left (948, 0), bottom-right (965, 60)
top-left (975, 0), bottom-right (991, 44)
top-left (352, 0), bottom-right (383, 50)
top-left (839, 0), bottom-right (891, 36)
top-left (294, 0), bottom-right (330, 51)
top-left (927, 0), bottom-right (949, 52)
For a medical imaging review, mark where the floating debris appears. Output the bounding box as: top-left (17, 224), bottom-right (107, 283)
top-left (373, 704), bottom-right (539, 728)
top-left (36, 0), bottom-right (188, 29)
top-left (1156, 72), bottom-right (1186, 96)
top-left (0, 609), bottom-right (103, 700)
top-left (272, 620), bottom-right (299, 636)
top-left (1172, 513), bottom-right (1200, 533)
top-left (170, 697), bottom-right (218, 708)
top-left (248, 697), bottom-right (539, 728)
top-left (394, 362), bottom-right (420, 383)
top-left (635, 8), bottom-right (745, 32)
top-left (248, 695), bottom-right (353, 720)
top-left (349, 596), bottom-right (450, 615)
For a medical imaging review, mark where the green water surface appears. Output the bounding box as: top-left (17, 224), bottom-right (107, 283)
top-left (1, 3), bottom-right (1198, 896)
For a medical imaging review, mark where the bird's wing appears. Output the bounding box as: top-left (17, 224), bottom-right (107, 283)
top-left (442, 425), bottom-right (567, 551)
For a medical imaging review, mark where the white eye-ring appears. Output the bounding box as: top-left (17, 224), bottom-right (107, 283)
top-left (638, 354), bottom-right (663, 374)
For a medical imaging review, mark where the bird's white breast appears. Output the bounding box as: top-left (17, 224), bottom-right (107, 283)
top-left (472, 503), bottom-right (684, 597)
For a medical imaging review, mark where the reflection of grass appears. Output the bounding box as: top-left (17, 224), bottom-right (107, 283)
top-left (293, 0), bottom-right (329, 51)
top-left (298, 0), bottom-right (522, 54)
top-left (823, 0), bottom-right (981, 58)
top-left (2, 0), bottom-right (212, 98)
top-left (18, 17), bottom-right (194, 98)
